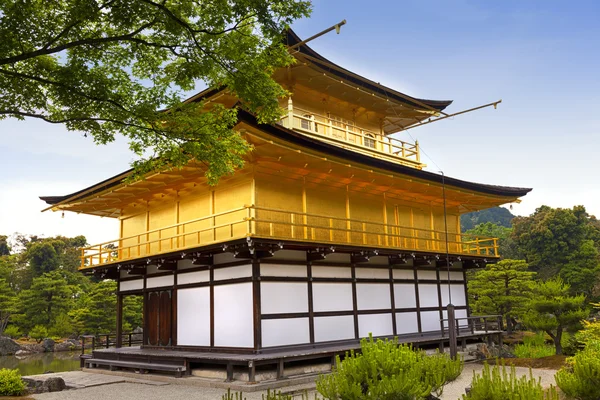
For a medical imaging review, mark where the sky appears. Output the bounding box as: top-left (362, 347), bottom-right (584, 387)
top-left (1, 0), bottom-right (600, 246)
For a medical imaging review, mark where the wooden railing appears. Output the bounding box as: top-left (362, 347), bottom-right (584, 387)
top-left (279, 107), bottom-right (424, 169)
top-left (80, 205), bottom-right (499, 268)
top-left (440, 315), bottom-right (503, 338)
top-left (80, 332), bottom-right (143, 354)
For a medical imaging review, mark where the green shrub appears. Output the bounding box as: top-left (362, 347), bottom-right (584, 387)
top-left (262, 389), bottom-right (319, 400)
top-left (222, 388), bottom-right (245, 400)
top-left (316, 335), bottom-right (463, 399)
top-left (512, 332), bottom-right (573, 358)
top-left (0, 369), bottom-right (26, 396)
top-left (464, 362), bottom-right (558, 400)
top-left (561, 332), bottom-right (579, 356)
top-left (49, 313), bottom-right (73, 338)
top-left (555, 341), bottom-right (600, 400)
top-left (29, 325), bottom-right (48, 343)
top-left (2, 325), bottom-right (21, 339)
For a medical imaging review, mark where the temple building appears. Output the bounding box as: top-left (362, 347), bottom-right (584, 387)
top-left (40, 30), bottom-right (530, 380)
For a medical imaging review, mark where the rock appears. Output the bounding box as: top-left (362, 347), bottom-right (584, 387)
top-left (43, 377), bottom-right (66, 392)
top-left (23, 377), bottom-right (66, 394)
top-left (15, 349), bottom-right (30, 356)
top-left (0, 336), bottom-right (22, 356)
top-left (21, 342), bottom-right (45, 353)
top-left (131, 326), bottom-right (143, 342)
top-left (55, 339), bottom-right (79, 352)
top-left (42, 338), bottom-right (55, 352)
top-left (23, 378), bottom-right (44, 393)
top-left (468, 343), bottom-right (516, 360)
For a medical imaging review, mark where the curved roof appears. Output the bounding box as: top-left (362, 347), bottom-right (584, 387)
top-left (284, 29), bottom-right (452, 112)
top-left (40, 109), bottom-right (531, 208)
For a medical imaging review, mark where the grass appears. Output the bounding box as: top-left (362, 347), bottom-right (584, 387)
top-left (511, 332), bottom-right (574, 359)
top-left (513, 333), bottom-right (555, 358)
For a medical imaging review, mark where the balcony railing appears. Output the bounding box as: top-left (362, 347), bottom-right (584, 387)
top-left (80, 205), bottom-right (499, 268)
top-left (279, 106), bottom-right (424, 169)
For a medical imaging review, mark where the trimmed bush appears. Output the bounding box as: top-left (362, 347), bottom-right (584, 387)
top-left (0, 369), bottom-right (25, 396)
top-left (29, 325), bottom-right (48, 343)
top-left (555, 341), bottom-right (600, 400)
top-left (2, 325), bottom-right (21, 339)
top-left (464, 362), bottom-right (558, 400)
top-left (316, 335), bottom-right (463, 399)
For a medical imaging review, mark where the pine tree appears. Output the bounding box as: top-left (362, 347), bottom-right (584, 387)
top-left (522, 278), bottom-right (588, 355)
top-left (468, 259), bottom-right (536, 333)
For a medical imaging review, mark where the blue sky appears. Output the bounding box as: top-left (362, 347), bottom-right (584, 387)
top-left (1, 1), bottom-right (599, 245)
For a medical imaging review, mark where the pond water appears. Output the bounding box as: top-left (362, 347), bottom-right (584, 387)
top-left (0, 352), bottom-right (81, 376)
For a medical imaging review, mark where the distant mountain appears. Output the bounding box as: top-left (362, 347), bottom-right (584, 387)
top-left (461, 207), bottom-right (516, 231)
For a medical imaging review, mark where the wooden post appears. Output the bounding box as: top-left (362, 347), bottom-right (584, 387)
top-left (287, 97), bottom-right (294, 128)
top-left (116, 294), bottom-right (123, 348)
top-left (447, 303), bottom-right (458, 360)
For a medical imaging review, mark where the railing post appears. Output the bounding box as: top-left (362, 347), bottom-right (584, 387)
top-left (287, 97), bottom-right (293, 129)
top-left (362, 222), bottom-right (367, 244)
top-left (106, 334), bottom-right (110, 348)
top-left (290, 214), bottom-right (295, 239)
top-left (246, 206), bottom-right (252, 235)
top-left (81, 336), bottom-right (85, 355)
top-left (493, 238), bottom-right (499, 257)
top-left (447, 304), bottom-right (458, 360)
top-left (415, 140), bottom-right (420, 163)
top-left (329, 218), bottom-right (333, 242)
top-left (129, 333), bottom-right (132, 347)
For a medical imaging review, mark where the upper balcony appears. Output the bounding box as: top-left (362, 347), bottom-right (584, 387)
top-left (80, 205), bottom-right (498, 269)
top-left (278, 103), bottom-right (425, 169)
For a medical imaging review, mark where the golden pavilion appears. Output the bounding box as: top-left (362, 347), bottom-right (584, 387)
top-left (40, 29), bottom-right (530, 381)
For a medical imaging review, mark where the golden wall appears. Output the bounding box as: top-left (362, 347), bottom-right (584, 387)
top-left (119, 177), bottom-right (253, 259)
top-left (116, 170), bottom-right (460, 258)
top-left (253, 173), bottom-right (460, 252)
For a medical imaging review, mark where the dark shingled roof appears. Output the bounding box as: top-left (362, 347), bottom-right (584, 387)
top-left (40, 109), bottom-right (531, 207)
top-left (284, 29), bottom-right (453, 112)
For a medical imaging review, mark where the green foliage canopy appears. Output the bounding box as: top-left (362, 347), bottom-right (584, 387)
top-left (465, 222), bottom-right (519, 259)
top-left (461, 207), bottom-right (515, 231)
top-left (522, 278), bottom-right (588, 355)
top-left (0, 0), bottom-right (311, 183)
top-left (512, 205), bottom-right (600, 293)
top-left (468, 259), bottom-right (536, 333)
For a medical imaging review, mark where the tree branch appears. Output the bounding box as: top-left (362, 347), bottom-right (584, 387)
top-left (0, 21), bottom-right (156, 66)
top-left (0, 110), bottom-right (152, 132)
top-left (0, 68), bottom-right (136, 117)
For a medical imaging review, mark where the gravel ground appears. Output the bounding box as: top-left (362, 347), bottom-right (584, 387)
top-left (31, 364), bottom-right (559, 400)
top-left (31, 381), bottom-right (317, 400)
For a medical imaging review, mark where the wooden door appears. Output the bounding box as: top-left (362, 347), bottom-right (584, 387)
top-left (146, 290), bottom-right (172, 346)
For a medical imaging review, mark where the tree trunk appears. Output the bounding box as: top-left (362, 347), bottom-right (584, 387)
top-left (553, 329), bottom-right (563, 355)
top-left (506, 315), bottom-right (513, 334)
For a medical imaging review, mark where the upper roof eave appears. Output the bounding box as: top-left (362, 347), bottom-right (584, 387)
top-left (40, 109), bottom-right (531, 209)
top-left (284, 29), bottom-right (453, 112)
